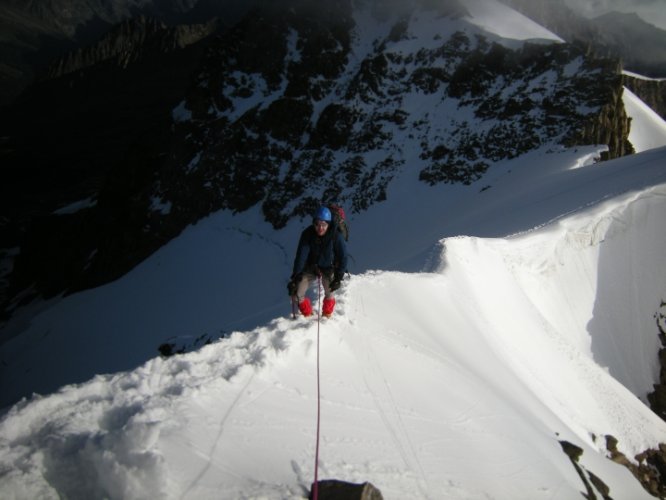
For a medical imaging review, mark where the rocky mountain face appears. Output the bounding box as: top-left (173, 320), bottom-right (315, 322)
top-left (1, 0), bottom-right (633, 311)
top-left (0, 14), bottom-right (219, 304)
top-left (500, 0), bottom-right (666, 121)
top-left (43, 16), bottom-right (217, 79)
top-left (501, 0), bottom-right (666, 77)
top-left (0, 13), bottom-right (218, 218)
top-left (160, 0), bottom-right (630, 228)
top-left (0, 0), bottom-right (252, 105)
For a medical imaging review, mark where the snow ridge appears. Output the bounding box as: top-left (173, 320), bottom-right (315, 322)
top-left (2, 160), bottom-right (666, 498)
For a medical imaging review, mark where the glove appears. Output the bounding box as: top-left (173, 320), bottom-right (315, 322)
top-left (287, 274), bottom-right (301, 296)
top-left (329, 273), bottom-right (343, 292)
top-left (287, 279), bottom-right (297, 296)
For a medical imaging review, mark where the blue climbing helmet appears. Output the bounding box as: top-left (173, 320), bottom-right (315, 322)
top-left (313, 206), bottom-right (332, 222)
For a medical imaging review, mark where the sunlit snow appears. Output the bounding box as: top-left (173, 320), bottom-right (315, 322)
top-left (2, 145), bottom-right (666, 499)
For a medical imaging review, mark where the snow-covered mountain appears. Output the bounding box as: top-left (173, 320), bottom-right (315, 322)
top-left (2, 133), bottom-right (666, 499)
top-left (501, 0), bottom-right (666, 78)
top-left (2, 0), bottom-right (634, 309)
top-left (2, 0), bottom-right (666, 498)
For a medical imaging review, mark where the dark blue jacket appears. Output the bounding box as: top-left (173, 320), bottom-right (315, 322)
top-left (292, 224), bottom-right (347, 279)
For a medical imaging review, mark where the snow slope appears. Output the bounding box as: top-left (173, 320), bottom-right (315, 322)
top-left (1, 146), bottom-right (666, 499)
top-left (3, 0), bottom-right (666, 414)
top-left (463, 0), bottom-right (563, 42)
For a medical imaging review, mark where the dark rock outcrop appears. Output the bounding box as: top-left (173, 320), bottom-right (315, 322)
top-left (560, 440), bottom-right (612, 500)
top-left (43, 16), bottom-right (217, 80)
top-left (624, 74), bottom-right (666, 121)
top-left (648, 302), bottom-right (666, 421)
top-left (560, 436), bottom-right (666, 499)
top-left (0, 15), bottom-right (219, 306)
top-left (606, 435), bottom-right (666, 498)
top-left (310, 480), bottom-right (383, 500)
top-left (563, 61), bottom-right (633, 160)
top-left (0, 0), bottom-right (254, 105)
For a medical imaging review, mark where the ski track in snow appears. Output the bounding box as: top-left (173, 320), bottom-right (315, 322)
top-left (349, 321), bottom-right (431, 498)
top-left (178, 372), bottom-right (256, 499)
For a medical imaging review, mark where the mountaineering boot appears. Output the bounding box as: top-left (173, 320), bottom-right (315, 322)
top-left (322, 297), bottom-right (336, 318)
top-left (299, 297), bottom-right (313, 317)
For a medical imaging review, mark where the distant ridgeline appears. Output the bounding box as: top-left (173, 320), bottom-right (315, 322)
top-left (1, 0), bottom-right (635, 311)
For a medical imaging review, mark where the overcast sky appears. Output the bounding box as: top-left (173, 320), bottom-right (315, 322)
top-left (563, 0), bottom-right (666, 31)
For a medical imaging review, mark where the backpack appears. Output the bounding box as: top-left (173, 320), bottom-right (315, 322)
top-left (328, 204), bottom-right (349, 241)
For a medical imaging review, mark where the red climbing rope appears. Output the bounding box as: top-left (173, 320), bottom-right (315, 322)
top-left (312, 273), bottom-right (323, 500)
